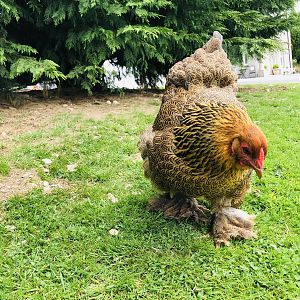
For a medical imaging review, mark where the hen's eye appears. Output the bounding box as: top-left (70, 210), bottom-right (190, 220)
top-left (242, 147), bottom-right (251, 155)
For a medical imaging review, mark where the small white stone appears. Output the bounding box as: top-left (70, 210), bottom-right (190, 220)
top-left (5, 225), bottom-right (16, 231)
top-left (43, 167), bottom-right (49, 173)
top-left (42, 158), bottom-right (52, 165)
top-left (67, 163), bottom-right (77, 172)
top-left (62, 104), bottom-right (68, 107)
top-left (106, 100), bottom-right (112, 105)
top-left (43, 186), bottom-right (51, 194)
top-left (108, 229), bottom-right (119, 236)
top-left (43, 181), bottom-right (50, 187)
top-left (107, 193), bottom-right (118, 203)
top-left (113, 100), bottom-right (119, 105)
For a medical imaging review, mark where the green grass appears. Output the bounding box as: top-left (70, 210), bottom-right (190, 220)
top-left (0, 160), bottom-right (10, 176)
top-left (0, 85), bottom-right (299, 299)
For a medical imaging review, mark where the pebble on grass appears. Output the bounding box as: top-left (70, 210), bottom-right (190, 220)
top-left (108, 229), bottom-right (119, 236)
top-left (42, 158), bottom-right (53, 165)
top-left (67, 164), bottom-right (77, 172)
top-left (107, 193), bottom-right (118, 203)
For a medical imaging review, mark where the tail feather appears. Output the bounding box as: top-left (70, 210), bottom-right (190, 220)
top-left (166, 31), bottom-right (237, 90)
top-left (138, 128), bottom-right (155, 178)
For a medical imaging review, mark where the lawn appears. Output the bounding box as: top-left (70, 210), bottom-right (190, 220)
top-left (0, 85), bottom-right (299, 299)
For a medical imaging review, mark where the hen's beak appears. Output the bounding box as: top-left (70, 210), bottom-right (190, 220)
top-left (254, 167), bottom-right (263, 179)
top-left (250, 159), bottom-right (263, 179)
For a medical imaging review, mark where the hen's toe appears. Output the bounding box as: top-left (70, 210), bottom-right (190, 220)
top-left (212, 207), bottom-right (257, 247)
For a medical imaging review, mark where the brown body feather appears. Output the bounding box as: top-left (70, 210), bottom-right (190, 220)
top-left (147, 102), bottom-right (253, 208)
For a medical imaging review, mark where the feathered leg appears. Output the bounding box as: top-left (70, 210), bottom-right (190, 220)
top-left (212, 207), bottom-right (257, 247)
top-left (148, 193), bottom-right (211, 225)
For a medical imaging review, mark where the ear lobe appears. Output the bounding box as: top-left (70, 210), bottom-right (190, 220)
top-left (231, 138), bottom-right (240, 154)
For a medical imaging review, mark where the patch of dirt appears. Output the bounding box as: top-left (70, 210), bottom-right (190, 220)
top-left (0, 168), bottom-right (70, 201)
top-left (0, 92), bottom-right (161, 154)
top-left (0, 91), bottom-right (161, 201)
top-left (0, 92), bottom-right (161, 137)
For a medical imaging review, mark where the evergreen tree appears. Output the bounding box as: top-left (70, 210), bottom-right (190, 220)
top-left (1, 0), bottom-right (298, 93)
top-left (0, 1), bottom-right (65, 97)
top-left (291, 13), bottom-right (300, 63)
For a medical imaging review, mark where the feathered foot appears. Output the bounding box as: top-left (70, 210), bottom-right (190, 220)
top-left (212, 207), bottom-right (257, 247)
top-left (148, 194), bottom-right (210, 225)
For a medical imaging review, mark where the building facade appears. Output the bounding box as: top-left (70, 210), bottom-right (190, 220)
top-left (235, 31), bottom-right (293, 78)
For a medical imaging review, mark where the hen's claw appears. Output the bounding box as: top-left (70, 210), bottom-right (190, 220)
top-left (212, 207), bottom-right (257, 247)
top-left (148, 195), bottom-right (210, 225)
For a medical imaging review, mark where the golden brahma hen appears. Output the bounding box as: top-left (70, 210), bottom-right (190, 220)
top-left (138, 32), bottom-right (267, 247)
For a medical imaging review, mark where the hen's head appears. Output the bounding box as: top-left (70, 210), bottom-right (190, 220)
top-left (231, 125), bottom-right (268, 178)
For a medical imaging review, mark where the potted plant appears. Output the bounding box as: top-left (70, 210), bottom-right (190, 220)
top-left (272, 64), bottom-right (280, 75)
